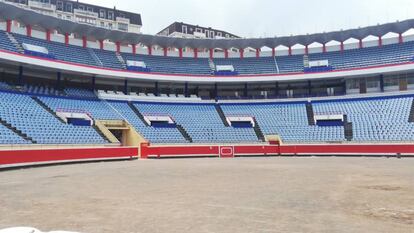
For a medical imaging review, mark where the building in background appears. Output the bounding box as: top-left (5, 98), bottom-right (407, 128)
top-left (157, 22), bottom-right (239, 39)
top-left (5, 0), bottom-right (142, 33)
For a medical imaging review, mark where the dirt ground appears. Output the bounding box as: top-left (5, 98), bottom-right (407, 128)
top-left (0, 157), bottom-right (413, 233)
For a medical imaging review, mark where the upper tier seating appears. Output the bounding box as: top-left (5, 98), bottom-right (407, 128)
top-left (2, 30), bottom-right (414, 75)
top-left (122, 53), bottom-right (212, 75)
top-left (12, 33), bottom-right (99, 67)
top-left (0, 30), bottom-right (19, 53)
top-left (0, 91), bottom-right (106, 144)
top-left (134, 103), bottom-right (260, 143)
top-left (214, 57), bottom-right (278, 75)
top-left (313, 97), bottom-right (414, 141)
top-left (91, 48), bottom-right (124, 70)
top-left (221, 103), bottom-right (345, 142)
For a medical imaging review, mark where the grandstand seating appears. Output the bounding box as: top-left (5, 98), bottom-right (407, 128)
top-left (1, 85), bottom-right (414, 145)
top-left (109, 102), bottom-right (187, 143)
top-left (134, 102), bottom-right (260, 143)
top-left (313, 97), bottom-right (414, 141)
top-left (64, 88), bottom-right (97, 99)
top-left (121, 53), bottom-right (212, 75)
top-left (39, 96), bottom-right (120, 120)
top-left (0, 30), bottom-right (19, 53)
top-left (221, 103), bottom-right (345, 142)
top-left (0, 123), bottom-right (30, 144)
top-left (214, 57), bottom-right (278, 75)
top-left (12, 33), bottom-right (99, 67)
top-left (0, 91), bottom-right (106, 144)
top-left (2, 30), bottom-right (414, 75)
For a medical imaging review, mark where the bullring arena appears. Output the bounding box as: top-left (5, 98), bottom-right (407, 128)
top-left (1, 0), bottom-right (414, 232)
top-left (1, 157), bottom-right (414, 233)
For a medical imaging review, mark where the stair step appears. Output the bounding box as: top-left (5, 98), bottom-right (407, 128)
top-left (128, 102), bottom-right (149, 126)
top-left (306, 102), bottom-right (315, 125)
top-left (409, 99), bottom-right (414, 122)
top-left (92, 125), bottom-right (111, 143)
top-left (32, 96), bottom-right (66, 124)
top-left (215, 105), bottom-right (230, 127)
top-left (177, 124), bottom-right (193, 143)
top-left (253, 118), bottom-right (266, 142)
top-left (344, 115), bottom-right (353, 141)
top-left (0, 117), bottom-right (36, 143)
top-left (116, 52), bottom-right (127, 69)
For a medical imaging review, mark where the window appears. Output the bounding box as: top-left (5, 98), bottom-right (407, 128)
top-left (195, 28), bottom-right (202, 33)
top-left (118, 23), bottom-right (128, 31)
top-left (367, 77), bottom-right (379, 88)
top-left (182, 25), bottom-right (188, 34)
top-left (99, 9), bottom-right (106, 18)
top-left (346, 79), bottom-right (360, 89)
top-left (205, 30), bottom-right (209, 37)
top-left (66, 2), bottom-right (72, 12)
top-left (108, 23), bottom-right (113, 29)
top-left (100, 22), bottom-right (105, 27)
top-left (108, 11), bottom-right (114, 20)
top-left (119, 13), bottom-right (126, 18)
top-left (210, 31), bottom-right (214, 38)
top-left (56, 1), bottom-right (63, 11)
top-left (87, 7), bottom-right (93, 12)
top-left (217, 32), bottom-right (222, 37)
top-left (78, 5), bottom-right (84, 11)
top-left (384, 77), bottom-right (399, 87)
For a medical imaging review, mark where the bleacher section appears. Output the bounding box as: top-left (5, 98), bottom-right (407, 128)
top-left (2, 30), bottom-right (414, 75)
top-left (109, 102), bottom-right (187, 143)
top-left (12, 33), bottom-right (99, 67)
top-left (0, 92), bottom-right (106, 144)
top-left (313, 97), bottom-right (414, 141)
top-left (221, 103), bottom-right (345, 142)
top-left (39, 96), bottom-right (120, 120)
top-left (0, 123), bottom-right (30, 144)
top-left (1, 85), bottom-right (414, 145)
top-left (92, 48), bottom-right (124, 69)
top-left (121, 53), bottom-right (212, 75)
top-left (134, 103), bottom-right (260, 143)
top-left (214, 57), bottom-right (278, 75)
top-left (0, 30), bottom-right (19, 53)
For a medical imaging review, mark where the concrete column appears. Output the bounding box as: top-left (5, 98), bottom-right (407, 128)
top-left (131, 44), bottom-right (136, 54)
top-left (56, 72), bottom-right (61, 90)
top-left (46, 29), bottom-right (51, 42)
top-left (124, 79), bottom-right (128, 95)
top-left (6, 19), bottom-right (12, 33)
top-left (82, 36), bottom-right (87, 48)
top-left (179, 48), bottom-right (183, 58)
top-left (116, 42), bottom-right (121, 53)
top-left (209, 48), bottom-right (214, 59)
top-left (26, 25), bottom-right (32, 37)
top-left (64, 33), bottom-right (69, 46)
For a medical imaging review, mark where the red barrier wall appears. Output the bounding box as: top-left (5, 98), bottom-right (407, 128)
top-left (141, 143), bottom-right (414, 158)
top-left (0, 147), bottom-right (138, 168)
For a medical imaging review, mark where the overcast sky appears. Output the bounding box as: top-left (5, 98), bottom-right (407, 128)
top-left (81, 0), bottom-right (414, 37)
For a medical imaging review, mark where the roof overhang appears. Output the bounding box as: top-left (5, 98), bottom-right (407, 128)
top-left (1, 1), bottom-right (414, 49)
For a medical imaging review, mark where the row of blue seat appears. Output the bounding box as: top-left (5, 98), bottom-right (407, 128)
top-left (1, 30), bottom-right (414, 75)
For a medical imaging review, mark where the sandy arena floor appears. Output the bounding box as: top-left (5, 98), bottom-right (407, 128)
top-left (0, 157), bottom-right (413, 233)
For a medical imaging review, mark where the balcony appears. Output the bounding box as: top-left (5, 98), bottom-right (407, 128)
top-left (28, 0), bottom-right (55, 11)
top-left (74, 9), bottom-right (98, 18)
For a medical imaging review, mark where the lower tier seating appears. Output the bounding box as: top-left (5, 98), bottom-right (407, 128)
top-left (1, 89), bottom-right (414, 145)
top-left (0, 92), bottom-right (106, 144)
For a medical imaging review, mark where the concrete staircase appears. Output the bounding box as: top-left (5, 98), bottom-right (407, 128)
top-left (0, 117), bottom-right (36, 143)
